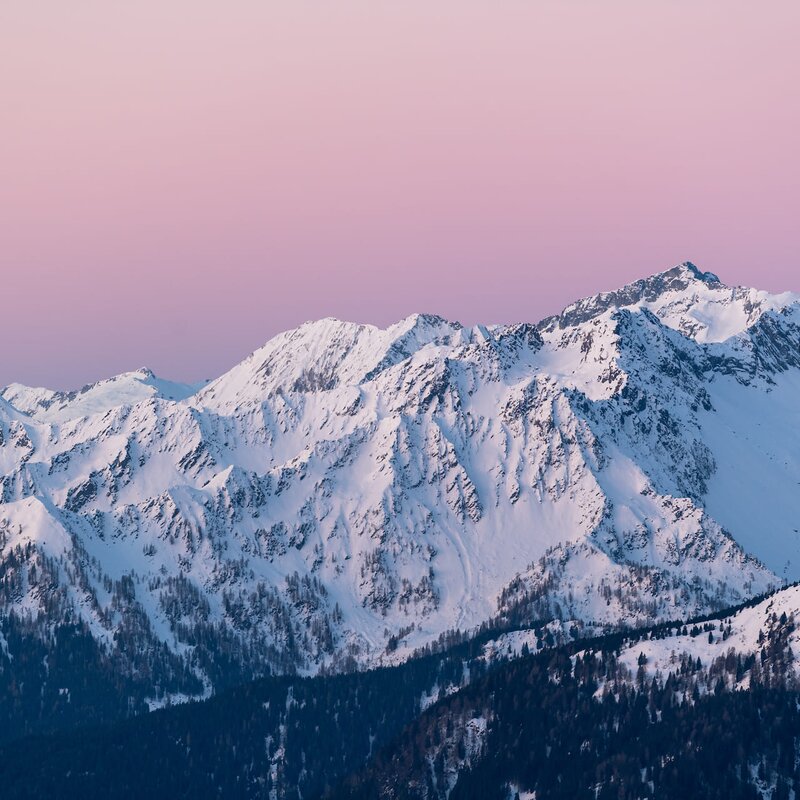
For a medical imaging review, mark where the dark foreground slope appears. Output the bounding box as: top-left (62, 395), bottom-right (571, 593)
top-left (0, 628), bottom-right (509, 800)
top-left (2, 596), bottom-right (800, 800)
top-left (330, 591), bottom-right (800, 799)
top-left (329, 653), bottom-right (799, 800)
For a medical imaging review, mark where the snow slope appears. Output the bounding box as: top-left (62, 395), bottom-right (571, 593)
top-left (608, 583), bottom-right (800, 691)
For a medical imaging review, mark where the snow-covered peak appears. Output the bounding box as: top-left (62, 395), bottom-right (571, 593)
top-left (195, 314), bottom-right (463, 411)
top-left (540, 261), bottom-right (799, 343)
top-left (2, 368), bottom-right (202, 423)
top-left (1, 383), bottom-right (62, 418)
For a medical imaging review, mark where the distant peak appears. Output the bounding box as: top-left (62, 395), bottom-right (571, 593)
top-left (299, 316), bottom-right (355, 328)
top-left (401, 312), bottom-right (454, 327)
top-left (393, 313), bottom-right (462, 338)
top-left (662, 261), bottom-right (721, 286)
top-left (133, 367), bottom-right (156, 380)
top-left (539, 262), bottom-right (727, 333)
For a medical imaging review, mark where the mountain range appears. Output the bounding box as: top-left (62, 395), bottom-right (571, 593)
top-left (1, 261), bottom-right (799, 706)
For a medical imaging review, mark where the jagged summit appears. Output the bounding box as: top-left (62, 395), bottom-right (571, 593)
top-left (676, 260), bottom-right (721, 284)
top-left (634, 260), bottom-right (723, 294)
top-left (538, 261), bottom-right (720, 331)
top-left (539, 261), bottom-right (796, 343)
top-left (195, 312), bottom-right (464, 410)
top-left (628, 260), bottom-right (722, 289)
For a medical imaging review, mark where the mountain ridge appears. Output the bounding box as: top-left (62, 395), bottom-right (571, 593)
top-left (8, 261), bottom-right (797, 406)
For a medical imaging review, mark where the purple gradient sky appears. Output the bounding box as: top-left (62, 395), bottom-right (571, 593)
top-left (3, 2), bottom-right (799, 389)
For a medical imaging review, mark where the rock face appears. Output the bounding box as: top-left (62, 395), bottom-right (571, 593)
top-left (0, 262), bottom-right (798, 694)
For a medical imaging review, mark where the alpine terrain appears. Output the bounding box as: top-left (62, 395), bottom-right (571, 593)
top-left (1, 261), bottom-right (799, 719)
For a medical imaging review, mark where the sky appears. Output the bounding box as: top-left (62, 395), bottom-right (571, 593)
top-left (2, 1), bottom-right (799, 389)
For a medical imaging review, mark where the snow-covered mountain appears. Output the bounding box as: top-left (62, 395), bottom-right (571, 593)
top-left (1, 262), bottom-right (798, 695)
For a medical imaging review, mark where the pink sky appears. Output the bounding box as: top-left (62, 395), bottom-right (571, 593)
top-left (2, 1), bottom-right (799, 389)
